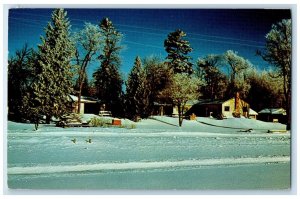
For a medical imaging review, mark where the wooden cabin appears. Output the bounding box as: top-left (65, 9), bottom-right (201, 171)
top-left (258, 108), bottom-right (287, 123)
top-left (185, 96), bottom-right (250, 119)
top-left (69, 95), bottom-right (101, 114)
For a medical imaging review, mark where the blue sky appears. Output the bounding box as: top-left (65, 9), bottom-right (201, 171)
top-left (8, 8), bottom-right (291, 79)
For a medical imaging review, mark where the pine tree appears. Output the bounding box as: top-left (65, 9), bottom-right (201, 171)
top-left (25, 8), bottom-right (75, 128)
top-left (164, 29), bottom-right (193, 74)
top-left (93, 17), bottom-right (123, 117)
top-left (125, 56), bottom-right (148, 120)
top-left (197, 55), bottom-right (228, 100)
top-left (246, 69), bottom-right (284, 112)
top-left (143, 57), bottom-right (173, 116)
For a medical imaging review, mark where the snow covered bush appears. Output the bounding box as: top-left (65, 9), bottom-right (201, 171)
top-left (89, 117), bottom-right (110, 127)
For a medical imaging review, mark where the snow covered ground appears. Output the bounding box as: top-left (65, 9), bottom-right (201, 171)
top-left (6, 117), bottom-right (290, 190)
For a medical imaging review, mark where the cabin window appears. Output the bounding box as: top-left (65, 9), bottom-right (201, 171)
top-left (224, 106), bottom-right (230, 111)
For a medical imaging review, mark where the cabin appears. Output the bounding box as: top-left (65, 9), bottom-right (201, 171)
top-left (153, 100), bottom-right (200, 117)
top-left (153, 102), bottom-right (173, 116)
top-left (171, 100), bottom-right (200, 116)
top-left (69, 95), bottom-right (101, 114)
top-left (258, 108), bottom-right (287, 123)
top-left (185, 96), bottom-right (250, 119)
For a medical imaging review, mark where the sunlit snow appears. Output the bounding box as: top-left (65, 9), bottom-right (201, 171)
top-left (7, 116), bottom-right (290, 189)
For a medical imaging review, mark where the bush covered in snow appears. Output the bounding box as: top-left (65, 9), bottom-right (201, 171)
top-left (89, 117), bottom-right (111, 127)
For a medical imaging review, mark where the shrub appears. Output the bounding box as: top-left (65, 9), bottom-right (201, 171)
top-left (90, 117), bottom-right (110, 127)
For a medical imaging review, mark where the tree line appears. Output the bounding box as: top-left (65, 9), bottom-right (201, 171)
top-left (8, 9), bottom-right (291, 129)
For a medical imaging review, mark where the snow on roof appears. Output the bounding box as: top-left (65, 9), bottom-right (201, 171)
top-left (69, 95), bottom-right (99, 103)
top-left (196, 97), bottom-right (250, 106)
top-left (153, 100), bottom-right (200, 106)
top-left (196, 99), bottom-right (227, 105)
top-left (249, 108), bottom-right (258, 115)
top-left (258, 108), bottom-right (286, 115)
top-left (153, 102), bottom-right (173, 106)
top-left (186, 100), bottom-right (200, 106)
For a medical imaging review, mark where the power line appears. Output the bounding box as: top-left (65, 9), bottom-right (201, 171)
top-left (115, 22), bottom-right (265, 45)
top-left (120, 28), bottom-right (264, 48)
top-left (11, 10), bottom-right (266, 45)
top-left (9, 13), bottom-right (264, 52)
top-left (11, 16), bottom-right (264, 49)
top-left (124, 41), bottom-right (162, 49)
top-left (9, 18), bottom-right (163, 51)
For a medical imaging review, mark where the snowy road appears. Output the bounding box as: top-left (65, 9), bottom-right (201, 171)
top-left (7, 120), bottom-right (291, 189)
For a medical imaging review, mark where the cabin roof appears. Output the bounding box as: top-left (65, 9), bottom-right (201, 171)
top-left (258, 108), bottom-right (286, 115)
top-left (69, 95), bottom-right (100, 103)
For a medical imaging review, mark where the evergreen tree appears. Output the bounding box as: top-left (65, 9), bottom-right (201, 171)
top-left (125, 56), bottom-right (148, 120)
top-left (25, 8), bottom-right (75, 128)
top-left (93, 17), bottom-right (123, 117)
top-left (143, 57), bottom-right (173, 116)
top-left (197, 55), bottom-right (228, 100)
top-left (164, 29), bottom-right (193, 74)
top-left (246, 69), bottom-right (284, 112)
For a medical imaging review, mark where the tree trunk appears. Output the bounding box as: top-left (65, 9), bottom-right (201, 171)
top-left (178, 104), bottom-right (183, 127)
top-left (283, 73), bottom-right (291, 130)
top-left (34, 120), bottom-right (39, 130)
top-left (286, 93), bottom-right (291, 130)
top-left (77, 84), bottom-right (82, 114)
top-left (77, 69), bottom-right (84, 114)
top-left (46, 115), bottom-right (51, 124)
top-left (77, 53), bottom-right (91, 114)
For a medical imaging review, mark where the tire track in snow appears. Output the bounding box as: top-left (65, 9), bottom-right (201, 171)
top-left (8, 156), bottom-right (290, 175)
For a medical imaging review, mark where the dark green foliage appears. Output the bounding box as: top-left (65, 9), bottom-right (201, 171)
top-left (74, 71), bottom-right (90, 97)
top-left (25, 8), bottom-right (75, 127)
top-left (93, 17), bottom-right (124, 117)
top-left (197, 55), bottom-right (228, 100)
top-left (246, 71), bottom-right (284, 112)
top-left (8, 44), bottom-right (37, 121)
top-left (125, 56), bottom-right (148, 120)
top-left (143, 57), bottom-right (173, 116)
top-left (125, 56), bottom-right (172, 118)
top-left (164, 29), bottom-right (193, 74)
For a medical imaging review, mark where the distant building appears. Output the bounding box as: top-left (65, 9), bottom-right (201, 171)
top-left (249, 108), bottom-right (258, 120)
top-left (185, 95), bottom-right (250, 119)
top-left (153, 100), bottom-right (199, 116)
top-left (153, 102), bottom-right (173, 116)
top-left (171, 100), bottom-right (200, 116)
top-left (69, 95), bottom-right (101, 114)
top-left (258, 108), bottom-right (287, 123)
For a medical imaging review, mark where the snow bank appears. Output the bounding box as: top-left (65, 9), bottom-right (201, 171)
top-left (8, 156), bottom-right (289, 175)
top-left (197, 117), bottom-right (286, 130)
top-left (7, 119), bottom-right (290, 138)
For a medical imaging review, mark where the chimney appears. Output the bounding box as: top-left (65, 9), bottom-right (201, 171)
top-left (235, 92), bottom-right (240, 115)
